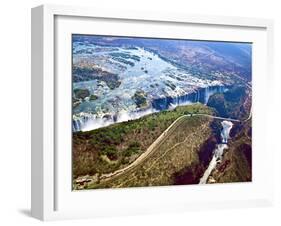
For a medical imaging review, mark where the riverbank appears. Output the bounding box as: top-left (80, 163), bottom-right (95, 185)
top-left (199, 120), bottom-right (233, 184)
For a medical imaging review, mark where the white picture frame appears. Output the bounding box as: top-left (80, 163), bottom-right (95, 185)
top-left (31, 4), bottom-right (274, 221)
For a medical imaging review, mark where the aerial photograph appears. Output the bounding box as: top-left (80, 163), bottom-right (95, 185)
top-left (72, 34), bottom-right (252, 190)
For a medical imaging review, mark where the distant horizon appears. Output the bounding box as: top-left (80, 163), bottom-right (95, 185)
top-left (72, 34), bottom-right (251, 131)
top-left (72, 34), bottom-right (252, 190)
top-left (72, 33), bottom-right (253, 45)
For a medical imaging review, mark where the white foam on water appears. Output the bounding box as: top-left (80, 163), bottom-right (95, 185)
top-left (199, 120), bottom-right (233, 184)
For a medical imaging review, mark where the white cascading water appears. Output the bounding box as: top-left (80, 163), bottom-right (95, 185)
top-left (199, 120), bottom-right (233, 184)
top-left (73, 86), bottom-right (228, 132)
top-left (73, 107), bottom-right (159, 132)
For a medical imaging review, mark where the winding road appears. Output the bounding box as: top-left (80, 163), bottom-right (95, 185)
top-left (99, 114), bottom-right (187, 181)
top-left (98, 111), bottom-right (250, 183)
top-left (79, 78), bottom-right (253, 188)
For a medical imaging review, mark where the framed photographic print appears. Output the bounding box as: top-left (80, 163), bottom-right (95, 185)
top-left (31, 4), bottom-right (274, 221)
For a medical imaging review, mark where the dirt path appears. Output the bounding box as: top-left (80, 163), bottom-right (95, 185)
top-left (98, 113), bottom-right (243, 182)
top-left (99, 115), bottom-right (187, 181)
top-left (93, 110), bottom-right (252, 184)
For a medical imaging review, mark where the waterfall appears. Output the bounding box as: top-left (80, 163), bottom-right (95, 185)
top-left (73, 107), bottom-right (158, 132)
top-left (152, 85), bottom-right (227, 111)
top-left (73, 85), bottom-right (228, 132)
top-left (72, 113), bottom-right (98, 132)
top-left (199, 120), bottom-right (233, 184)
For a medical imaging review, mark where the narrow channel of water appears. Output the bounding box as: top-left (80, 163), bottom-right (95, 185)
top-left (199, 120), bottom-right (233, 184)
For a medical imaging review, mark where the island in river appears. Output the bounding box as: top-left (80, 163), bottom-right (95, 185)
top-left (72, 35), bottom-right (252, 190)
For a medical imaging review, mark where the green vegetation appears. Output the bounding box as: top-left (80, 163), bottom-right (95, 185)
top-left (73, 65), bottom-right (121, 89)
top-left (109, 52), bottom-right (140, 61)
top-left (211, 120), bottom-right (252, 183)
top-left (109, 52), bottom-right (140, 67)
top-left (88, 113), bottom-right (213, 189)
top-left (132, 90), bottom-right (148, 108)
top-left (73, 103), bottom-right (213, 180)
top-left (207, 94), bottom-right (227, 116)
top-left (225, 86), bottom-right (246, 102)
top-left (74, 88), bottom-right (90, 99)
top-left (124, 141), bottom-right (141, 157)
top-left (112, 57), bottom-right (135, 67)
top-left (73, 66), bottom-right (94, 82)
top-left (101, 146), bottom-right (118, 160)
top-left (106, 79), bottom-right (121, 90)
top-left (207, 85), bottom-right (249, 120)
top-left (89, 94), bottom-right (98, 101)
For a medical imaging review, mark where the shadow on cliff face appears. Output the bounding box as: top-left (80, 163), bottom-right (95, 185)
top-left (238, 143), bottom-right (252, 169)
top-left (173, 164), bottom-right (204, 185)
top-left (207, 85), bottom-right (248, 120)
top-left (173, 121), bottom-right (219, 185)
